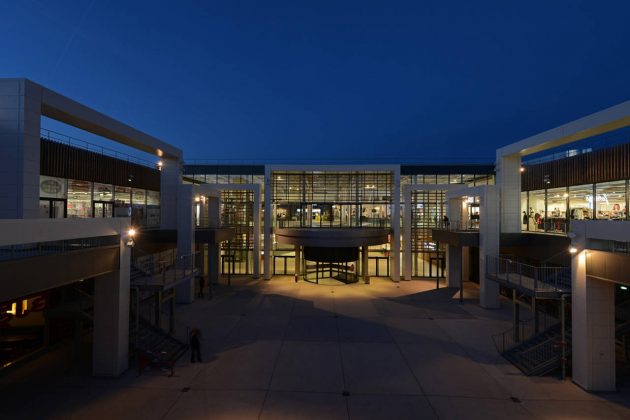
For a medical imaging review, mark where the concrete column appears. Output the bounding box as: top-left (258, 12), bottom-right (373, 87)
top-left (496, 153), bottom-right (521, 234)
top-left (207, 242), bottom-right (220, 285)
top-left (479, 186), bottom-right (500, 308)
top-left (160, 158), bottom-right (182, 229)
top-left (93, 233), bottom-right (130, 376)
top-left (263, 166), bottom-right (272, 280)
top-left (462, 246), bottom-right (470, 282)
top-left (403, 185), bottom-right (412, 280)
top-left (294, 245), bottom-right (301, 282)
top-left (0, 79), bottom-right (42, 219)
top-left (362, 246), bottom-right (370, 284)
top-left (175, 184), bottom-right (194, 304)
top-left (253, 184), bottom-right (261, 278)
top-left (447, 197), bottom-right (462, 228)
top-left (447, 245), bottom-right (462, 288)
top-left (572, 250), bottom-right (616, 391)
top-left (391, 169), bottom-right (401, 281)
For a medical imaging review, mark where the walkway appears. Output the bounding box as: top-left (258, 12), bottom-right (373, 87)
top-left (3, 278), bottom-right (630, 419)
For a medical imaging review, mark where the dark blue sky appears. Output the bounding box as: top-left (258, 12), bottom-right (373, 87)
top-left (2, 0), bottom-right (630, 163)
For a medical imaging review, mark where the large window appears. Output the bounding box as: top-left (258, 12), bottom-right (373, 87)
top-left (596, 181), bottom-right (627, 220)
top-left (529, 190), bottom-right (546, 231)
top-left (93, 182), bottom-right (113, 202)
top-left (569, 184), bottom-right (593, 220)
top-left (115, 185), bottom-right (131, 217)
top-left (521, 191), bottom-right (529, 231)
top-left (67, 179), bottom-right (91, 218)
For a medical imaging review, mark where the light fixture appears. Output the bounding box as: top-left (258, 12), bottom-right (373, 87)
top-left (520, 167), bottom-right (525, 173)
top-left (126, 228), bottom-right (136, 247)
top-left (621, 286), bottom-right (628, 291)
top-left (156, 160), bottom-right (163, 171)
top-left (569, 246), bottom-right (578, 254)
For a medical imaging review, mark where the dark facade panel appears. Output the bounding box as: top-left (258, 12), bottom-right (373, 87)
top-left (183, 164), bottom-right (265, 176)
top-left (522, 143), bottom-right (630, 191)
top-left (401, 164), bottom-right (495, 175)
top-left (40, 139), bottom-right (161, 191)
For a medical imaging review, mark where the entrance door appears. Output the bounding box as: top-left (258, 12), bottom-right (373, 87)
top-left (39, 199), bottom-right (66, 218)
top-left (93, 201), bottom-right (114, 218)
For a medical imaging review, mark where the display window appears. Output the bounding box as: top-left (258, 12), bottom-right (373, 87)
top-left (521, 191), bottom-right (529, 231)
top-left (93, 183), bottom-right (113, 202)
top-left (596, 181), bottom-right (627, 220)
top-left (114, 185), bottom-right (131, 217)
top-left (529, 189), bottom-right (546, 231)
top-left (569, 184), bottom-right (593, 220)
top-left (67, 179), bottom-right (92, 218)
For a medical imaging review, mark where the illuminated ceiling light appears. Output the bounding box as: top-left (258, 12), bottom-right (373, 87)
top-left (156, 160), bottom-right (163, 171)
top-left (563, 193), bottom-right (569, 198)
top-left (569, 246), bottom-right (578, 254)
top-left (520, 167), bottom-right (525, 173)
top-left (621, 286), bottom-right (628, 291)
top-left (128, 228), bottom-right (136, 237)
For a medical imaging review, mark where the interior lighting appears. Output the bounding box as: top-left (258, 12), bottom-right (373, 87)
top-left (621, 286), bottom-right (628, 291)
top-left (6, 302), bottom-right (16, 315)
top-left (569, 246), bottom-right (578, 254)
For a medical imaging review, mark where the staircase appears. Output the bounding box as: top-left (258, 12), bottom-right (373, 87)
top-left (131, 318), bottom-right (188, 376)
top-left (502, 324), bottom-right (571, 376)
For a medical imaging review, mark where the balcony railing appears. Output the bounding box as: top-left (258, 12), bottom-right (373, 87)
top-left (0, 235), bottom-right (120, 262)
top-left (486, 255), bottom-right (571, 294)
top-left (434, 219), bottom-right (479, 232)
top-left (131, 248), bottom-right (199, 287)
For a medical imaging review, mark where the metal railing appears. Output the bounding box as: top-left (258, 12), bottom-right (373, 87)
top-left (523, 219), bottom-right (569, 235)
top-left (434, 219), bottom-right (480, 232)
top-left (132, 248), bottom-right (199, 287)
top-left (41, 128), bottom-right (156, 168)
top-left (492, 311), bottom-right (559, 354)
top-left (486, 255), bottom-right (571, 293)
top-left (0, 235), bottom-right (120, 262)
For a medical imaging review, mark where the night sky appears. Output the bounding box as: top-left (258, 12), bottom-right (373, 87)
top-left (2, 0), bottom-right (630, 164)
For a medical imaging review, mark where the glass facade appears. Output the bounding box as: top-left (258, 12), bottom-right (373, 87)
top-left (522, 179), bottom-right (630, 233)
top-left (38, 176), bottom-right (159, 226)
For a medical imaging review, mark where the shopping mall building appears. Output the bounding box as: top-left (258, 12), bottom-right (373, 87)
top-left (1, 78), bottom-right (630, 392)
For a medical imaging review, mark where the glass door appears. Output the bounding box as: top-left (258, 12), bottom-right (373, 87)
top-left (93, 201), bottom-right (114, 218)
top-left (39, 199), bottom-right (66, 218)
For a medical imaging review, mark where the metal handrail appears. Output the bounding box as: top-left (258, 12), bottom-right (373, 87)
top-left (492, 312), bottom-right (559, 354)
top-left (434, 219), bottom-right (479, 232)
top-left (41, 128), bottom-right (156, 168)
top-left (132, 248), bottom-right (199, 286)
top-left (486, 255), bottom-right (571, 292)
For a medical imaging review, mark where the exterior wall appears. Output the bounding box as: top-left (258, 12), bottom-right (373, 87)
top-left (0, 79), bottom-right (42, 219)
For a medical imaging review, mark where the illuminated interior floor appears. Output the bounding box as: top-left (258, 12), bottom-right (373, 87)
top-left (3, 278), bottom-right (630, 419)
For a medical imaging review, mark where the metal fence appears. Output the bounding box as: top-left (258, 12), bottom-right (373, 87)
top-left (0, 235), bottom-right (120, 262)
top-left (132, 248), bottom-right (199, 287)
top-left (486, 255), bottom-right (571, 293)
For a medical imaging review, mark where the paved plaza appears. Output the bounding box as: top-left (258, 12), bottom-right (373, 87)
top-left (3, 277), bottom-right (630, 419)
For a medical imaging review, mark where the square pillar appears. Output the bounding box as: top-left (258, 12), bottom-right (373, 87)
top-left (362, 246), bottom-right (370, 284)
top-left (253, 185), bottom-right (261, 278)
top-left (175, 184), bottom-right (194, 303)
top-left (572, 250), bottom-right (616, 391)
top-left (391, 169), bottom-right (401, 282)
top-left (496, 153), bottom-right (522, 234)
top-left (0, 79), bottom-right (42, 219)
top-left (447, 245), bottom-right (462, 288)
top-left (263, 166), bottom-right (272, 280)
top-left (403, 185), bottom-right (412, 280)
top-left (93, 232), bottom-right (130, 376)
top-left (160, 158), bottom-right (182, 229)
top-left (479, 186), bottom-right (500, 308)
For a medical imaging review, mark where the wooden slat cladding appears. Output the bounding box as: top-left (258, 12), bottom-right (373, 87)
top-left (522, 143), bottom-right (630, 191)
top-left (40, 138), bottom-right (160, 191)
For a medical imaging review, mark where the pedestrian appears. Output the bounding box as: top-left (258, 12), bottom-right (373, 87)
top-left (442, 215), bottom-right (450, 229)
top-left (190, 328), bottom-right (202, 363)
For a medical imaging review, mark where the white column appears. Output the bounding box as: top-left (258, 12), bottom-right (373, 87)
top-left (93, 230), bottom-right (130, 376)
top-left (263, 166), bottom-right (272, 280)
top-left (160, 158), bottom-right (182, 229)
top-left (391, 169), bottom-right (401, 282)
top-left (253, 184), bottom-right (261, 278)
top-left (447, 245), bottom-right (462, 288)
top-left (572, 250), bottom-right (616, 391)
top-left (0, 79), bottom-right (42, 219)
top-left (175, 184), bottom-right (194, 303)
top-left (403, 185), bottom-right (412, 280)
top-left (479, 187), bottom-right (500, 308)
top-left (496, 153), bottom-right (521, 234)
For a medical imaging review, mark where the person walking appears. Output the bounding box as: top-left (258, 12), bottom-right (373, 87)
top-left (190, 328), bottom-right (202, 363)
